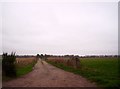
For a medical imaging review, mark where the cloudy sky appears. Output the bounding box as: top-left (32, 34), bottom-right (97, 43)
top-left (1, 0), bottom-right (118, 55)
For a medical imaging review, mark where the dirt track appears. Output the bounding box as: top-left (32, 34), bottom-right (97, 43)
top-left (3, 59), bottom-right (97, 87)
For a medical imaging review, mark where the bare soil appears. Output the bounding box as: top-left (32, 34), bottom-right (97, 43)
top-left (3, 59), bottom-right (97, 87)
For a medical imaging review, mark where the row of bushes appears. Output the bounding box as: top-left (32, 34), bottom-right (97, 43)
top-left (2, 52), bottom-right (16, 77)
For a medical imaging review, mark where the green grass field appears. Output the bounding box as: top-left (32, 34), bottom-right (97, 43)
top-left (80, 57), bottom-right (119, 87)
top-left (47, 57), bottom-right (119, 88)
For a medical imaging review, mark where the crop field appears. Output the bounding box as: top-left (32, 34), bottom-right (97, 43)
top-left (16, 57), bottom-right (37, 67)
top-left (47, 57), bottom-right (119, 87)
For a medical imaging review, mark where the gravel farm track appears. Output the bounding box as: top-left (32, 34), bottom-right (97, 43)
top-left (3, 59), bottom-right (97, 87)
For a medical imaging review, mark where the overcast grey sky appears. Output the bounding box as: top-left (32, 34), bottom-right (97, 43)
top-left (1, 1), bottom-right (118, 55)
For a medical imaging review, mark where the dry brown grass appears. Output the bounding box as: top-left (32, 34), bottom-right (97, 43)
top-left (47, 57), bottom-right (80, 69)
top-left (16, 57), bottom-right (37, 67)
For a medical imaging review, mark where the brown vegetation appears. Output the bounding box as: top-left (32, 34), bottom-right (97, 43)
top-left (16, 57), bottom-right (38, 67)
top-left (47, 56), bottom-right (80, 69)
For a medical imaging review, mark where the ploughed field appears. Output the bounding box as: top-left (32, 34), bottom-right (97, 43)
top-left (47, 57), bottom-right (119, 87)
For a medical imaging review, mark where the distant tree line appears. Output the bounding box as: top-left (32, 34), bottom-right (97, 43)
top-left (80, 55), bottom-right (118, 58)
top-left (35, 54), bottom-right (118, 59)
top-left (13, 54), bottom-right (119, 59)
top-left (16, 55), bottom-right (35, 58)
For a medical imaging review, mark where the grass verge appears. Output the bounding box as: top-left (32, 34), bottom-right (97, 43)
top-left (46, 57), bottom-right (119, 88)
top-left (16, 61), bottom-right (36, 77)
